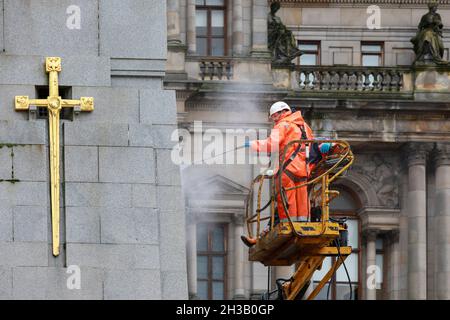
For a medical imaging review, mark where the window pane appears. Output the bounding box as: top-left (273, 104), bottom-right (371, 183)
top-left (212, 281), bottom-right (224, 300)
top-left (196, 10), bottom-right (207, 36)
top-left (197, 280), bottom-right (208, 300)
top-left (313, 281), bottom-right (331, 300)
top-left (336, 252), bottom-right (358, 282)
top-left (330, 190), bottom-right (357, 211)
top-left (212, 256), bottom-right (224, 280)
top-left (196, 224), bottom-right (208, 251)
top-left (346, 219), bottom-right (359, 249)
top-left (206, 0), bottom-right (224, 5)
top-left (212, 225), bottom-right (224, 251)
top-left (195, 0), bottom-right (204, 5)
top-left (211, 10), bottom-right (224, 36)
top-left (197, 37), bottom-right (208, 56)
top-left (362, 45), bottom-right (382, 52)
top-left (313, 257), bottom-right (331, 281)
top-left (376, 254), bottom-right (383, 286)
top-left (300, 54), bottom-right (317, 66)
top-left (211, 38), bottom-right (225, 56)
top-left (299, 44), bottom-right (318, 51)
top-left (376, 238), bottom-right (383, 251)
top-left (197, 256), bottom-right (208, 279)
top-left (362, 55), bottom-right (380, 66)
top-left (335, 283), bottom-right (358, 300)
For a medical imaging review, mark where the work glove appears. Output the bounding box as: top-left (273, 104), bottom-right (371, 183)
top-left (319, 143), bottom-right (332, 154)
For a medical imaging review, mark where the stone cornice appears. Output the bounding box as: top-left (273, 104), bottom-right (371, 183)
top-left (433, 142), bottom-right (450, 166)
top-left (272, 0), bottom-right (450, 7)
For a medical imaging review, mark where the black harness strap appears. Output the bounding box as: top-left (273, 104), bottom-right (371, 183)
top-left (281, 124), bottom-right (308, 172)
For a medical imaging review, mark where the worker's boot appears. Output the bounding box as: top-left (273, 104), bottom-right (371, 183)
top-left (240, 235), bottom-right (256, 247)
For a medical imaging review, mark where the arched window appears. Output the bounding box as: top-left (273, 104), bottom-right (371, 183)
top-left (312, 187), bottom-right (361, 300)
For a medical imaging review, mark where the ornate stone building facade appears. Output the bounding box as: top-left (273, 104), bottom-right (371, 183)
top-left (165, 0), bottom-right (450, 300)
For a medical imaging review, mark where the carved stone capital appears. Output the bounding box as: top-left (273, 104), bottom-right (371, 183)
top-left (432, 143), bottom-right (450, 167)
top-left (232, 213), bottom-right (245, 226)
top-left (362, 229), bottom-right (378, 242)
top-left (402, 142), bottom-right (432, 167)
top-left (387, 229), bottom-right (400, 243)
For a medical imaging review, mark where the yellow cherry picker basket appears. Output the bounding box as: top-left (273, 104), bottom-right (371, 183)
top-left (244, 139), bottom-right (355, 300)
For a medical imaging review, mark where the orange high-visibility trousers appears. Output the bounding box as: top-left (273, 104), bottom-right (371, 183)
top-left (275, 172), bottom-right (309, 222)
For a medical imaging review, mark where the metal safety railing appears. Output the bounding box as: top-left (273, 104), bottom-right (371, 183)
top-left (245, 139), bottom-right (354, 240)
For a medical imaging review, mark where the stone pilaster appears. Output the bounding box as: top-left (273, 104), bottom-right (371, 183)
top-left (251, 0), bottom-right (271, 58)
top-left (233, 213), bottom-right (246, 299)
top-left (232, 0), bottom-right (244, 56)
top-left (167, 0), bottom-right (181, 45)
top-left (364, 229), bottom-right (377, 300)
top-left (186, 0), bottom-right (196, 54)
top-left (432, 143), bottom-right (450, 299)
top-left (404, 142), bottom-right (430, 300)
top-left (186, 219), bottom-right (198, 299)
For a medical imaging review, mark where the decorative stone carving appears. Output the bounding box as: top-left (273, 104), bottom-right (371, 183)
top-left (350, 153), bottom-right (400, 208)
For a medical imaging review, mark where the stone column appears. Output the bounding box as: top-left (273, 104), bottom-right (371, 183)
top-left (167, 0), bottom-right (181, 44)
top-left (233, 214), bottom-right (246, 299)
top-left (405, 143), bottom-right (429, 300)
top-left (186, 0), bottom-right (196, 54)
top-left (186, 220), bottom-right (198, 299)
top-left (251, 0), bottom-right (271, 57)
top-left (433, 143), bottom-right (450, 299)
top-left (365, 230), bottom-right (377, 300)
top-left (388, 230), bottom-right (400, 299)
top-left (232, 0), bottom-right (244, 56)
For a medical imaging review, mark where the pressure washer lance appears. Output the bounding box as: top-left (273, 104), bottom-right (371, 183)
top-left (190, 145), bottom-right (246, 165)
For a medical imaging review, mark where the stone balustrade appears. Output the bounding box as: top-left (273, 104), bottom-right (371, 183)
top-left (295, 66), bottom-right (409, 92)
top-left (198, 58), bottom-right (233, 81)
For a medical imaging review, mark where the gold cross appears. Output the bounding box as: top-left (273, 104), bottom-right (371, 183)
top-left (15, 57), bottom-right (94, 257)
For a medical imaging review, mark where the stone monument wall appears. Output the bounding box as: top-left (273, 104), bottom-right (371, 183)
top-left (0, 0), bottom-right (187, 299)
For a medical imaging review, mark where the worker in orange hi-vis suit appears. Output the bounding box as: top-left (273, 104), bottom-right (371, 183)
top-left (241, 101), bottom-right (331, 247)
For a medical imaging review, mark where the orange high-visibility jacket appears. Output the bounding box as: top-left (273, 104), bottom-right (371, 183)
top-left (251, 110), bottom-right (314, 177)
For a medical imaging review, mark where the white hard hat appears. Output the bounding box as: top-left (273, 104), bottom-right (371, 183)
top-left (269, 101), bottom-right (291, 117)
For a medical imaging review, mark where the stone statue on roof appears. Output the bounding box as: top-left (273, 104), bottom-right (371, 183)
top-left (268, 1), bottom-right (303, 64)
top-left (411, 1), bottom-right (448, 65)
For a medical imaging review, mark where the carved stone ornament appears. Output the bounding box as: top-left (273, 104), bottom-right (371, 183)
top-left (350, 152), bottom-right (400, 208)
